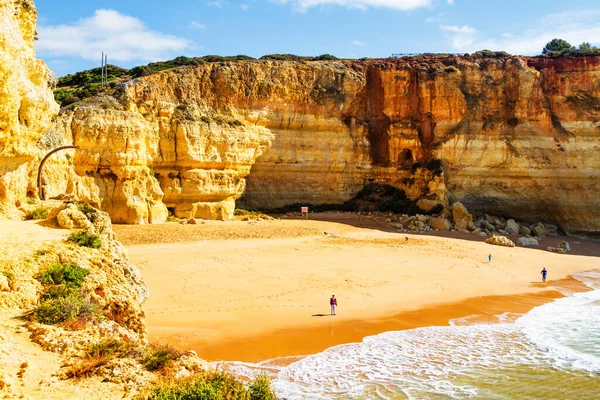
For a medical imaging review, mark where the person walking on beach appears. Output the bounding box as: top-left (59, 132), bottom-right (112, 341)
top-left (488, 254), bottom-right (492, 263)
top-left (541, 268), bottom-right (547, 283)
top-left (330, 295), bottom-right (337, 316)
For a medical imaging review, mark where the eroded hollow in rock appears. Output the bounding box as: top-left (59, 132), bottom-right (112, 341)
top-left (398, 149), bottom-right (414, 169)
top-left (368, 118), bottom-right (391, 166)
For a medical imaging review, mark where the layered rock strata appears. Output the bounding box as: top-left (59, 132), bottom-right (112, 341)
top-left (47, 56), bottom-right (600, 234)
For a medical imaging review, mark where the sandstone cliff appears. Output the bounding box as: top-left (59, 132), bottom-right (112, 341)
top-left (0, 0), bottom-right (59, 212)
top-left (49, 56), bottom-right (599, 234)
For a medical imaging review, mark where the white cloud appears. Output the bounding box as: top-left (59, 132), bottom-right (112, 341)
top-left (240, 4), bottom-right (249, 10)
top-left (37, 9), bottom-right (192, 62)
top-left (441, 9), bottom-right (600, 55)
top-left (440, 24), bottom-right (476, 49)
top-left (190, 21), bottom-right (207, 29)
top-left (447, 0), bottom-right (454, 4)
top-left (276, 0), bottom-right (431, 11)
top-left (351, 40), bottom-right (366, 45)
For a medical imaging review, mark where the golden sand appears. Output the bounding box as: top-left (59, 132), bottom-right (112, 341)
top-left (114, 214), bottom-right (600, 363)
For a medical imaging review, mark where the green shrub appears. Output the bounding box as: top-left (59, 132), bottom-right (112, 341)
top-left (25, 207), bottom-right (49, 220)
top-left (34, 292), bottom-right (101, 325)
top-left (68, 230), bottom-right (102, 249)
top-left (249, 374), bottom-right (277, 400)
top-left (142, 343), bottom-right (183, 371)
top-left (34, 263), bottom-right (101, 325)
top-left (38, 263), bottom-right (89, 288)
top-left (34, 294), bottom-right (85, 324)
top-left (141, 370), bottom-right (273, 400)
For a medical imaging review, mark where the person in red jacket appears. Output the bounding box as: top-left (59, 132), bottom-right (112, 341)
top-left (330, 295), bottom-right (337, 316)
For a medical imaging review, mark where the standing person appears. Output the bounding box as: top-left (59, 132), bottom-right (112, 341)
top-left (541, 268), bottom-right (547, 283)
top-left (488, 254), bottom-right (492, 263)
top-left (330, 295), bottom-right (337, 316)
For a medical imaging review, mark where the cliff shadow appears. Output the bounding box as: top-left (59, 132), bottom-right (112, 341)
top-left (281, 211), bottom-right (600, 258)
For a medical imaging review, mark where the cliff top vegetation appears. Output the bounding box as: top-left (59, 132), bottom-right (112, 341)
top-left (54, 48), bottom-right (600, 107)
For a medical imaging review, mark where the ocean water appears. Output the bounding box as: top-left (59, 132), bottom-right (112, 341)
top-left (223, 271), bottom-right (600, 399)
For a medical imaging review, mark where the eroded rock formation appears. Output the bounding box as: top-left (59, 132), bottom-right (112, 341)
top-left (45, 56), bottom-right (600, 234)
top-left (0, 0), bottom-right (59, 212)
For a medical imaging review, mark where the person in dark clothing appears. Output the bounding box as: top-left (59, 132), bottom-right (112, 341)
top-left (330, 295), bottom-right (337, 316)
top-left (541, 268), bottom-right (547, 283)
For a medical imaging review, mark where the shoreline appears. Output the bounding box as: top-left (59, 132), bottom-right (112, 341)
top-left (115, 216), bottom-right (600, 363)
top-left (159, 276), bottom-right (593, 363)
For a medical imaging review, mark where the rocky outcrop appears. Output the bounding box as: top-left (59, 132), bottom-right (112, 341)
top-left (451, 202), bottom-right (474, 231)
top-left (44, 55), bottom-right (600, 233)
top-left (485, 235), bottom-right (516, 247)
top-left (0, 0), bottom-right (59, 213)
top-left (429, 217), bottom-right (452, 231)
top-left (48, 91), bottom-right (273, 223)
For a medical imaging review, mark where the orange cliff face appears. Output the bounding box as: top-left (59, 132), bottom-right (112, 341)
top-left (50, 56), bottom-right (600, 235)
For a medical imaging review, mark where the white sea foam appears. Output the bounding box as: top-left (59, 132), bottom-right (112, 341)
top-left (517, 288), bottom-right (600, 372)
top-left (218, 270), bottom-right (600, 399)
top-left (270, 271), bottom-right (600, 399)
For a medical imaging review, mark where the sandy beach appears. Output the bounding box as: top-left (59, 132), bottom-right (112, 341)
top-left (114, 213), bottom-right (600, 362)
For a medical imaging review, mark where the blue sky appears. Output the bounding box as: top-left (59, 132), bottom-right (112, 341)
top-left (35, 0), bottom-right (600, 77)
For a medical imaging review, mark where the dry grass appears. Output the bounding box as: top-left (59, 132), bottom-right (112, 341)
top-left (67, 338), bottom-right (136, 378)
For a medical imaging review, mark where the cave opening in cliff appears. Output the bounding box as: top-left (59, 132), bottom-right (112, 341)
top-left (398, 149), bottom-right (414, 169)
top-left (365, 66), bottom-right (392, 166)
top-left (368, 118), bottom-right (392, 166)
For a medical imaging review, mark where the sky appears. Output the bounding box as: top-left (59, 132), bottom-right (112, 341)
top-left (34, 0), bottom-right (600, 77)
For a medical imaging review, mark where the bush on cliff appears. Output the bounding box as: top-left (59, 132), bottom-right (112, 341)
top-left (249, 374), bottom-right (277, 400)
top-left (67, 338), bottom-right (136, 378)
top-left (39, 262), bottom-right (89, 288)
top-left (68, 230), bottom-right (102, 249)
top-left (34, 262), bottom-right (101, 326)
top-left (25, 207), bottom-right (49, 220)
top-left (140, 370), bottom-right (278, 400)
top-left (142, 343), bottom-right (184, 371)
top-left (543, 38), bottom-right (574, 54)
top-left (34, 294), bottom-right (100, 325)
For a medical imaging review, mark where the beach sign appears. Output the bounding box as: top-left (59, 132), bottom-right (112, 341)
top-left (301, 206), bottom-right (309, 220)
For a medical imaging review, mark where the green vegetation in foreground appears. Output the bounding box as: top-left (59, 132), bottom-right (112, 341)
top-left (67, 338), bottom-right (136, 378)
top-left (140, 371), bottom-right (278, 400)
top-left (142, 343), bottom-right (184, 372)
top-left (25, 206), bottom-right (49, 220)
top-left (39, 262), bottom-right (89, 288)
top-left (33, 262), bottom-right (101, 326)
top-left (68, 230), bottom-right (102, 249)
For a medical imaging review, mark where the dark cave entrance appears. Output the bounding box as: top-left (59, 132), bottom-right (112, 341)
top-left (398, 149), bottom-right (414, 169)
